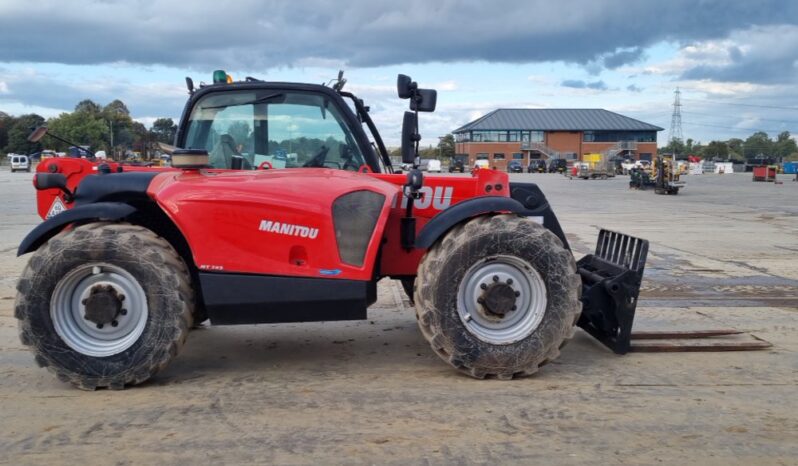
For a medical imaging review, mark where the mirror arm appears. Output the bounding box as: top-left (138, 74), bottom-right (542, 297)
top-left (43, 132), bottom-right (95, 158)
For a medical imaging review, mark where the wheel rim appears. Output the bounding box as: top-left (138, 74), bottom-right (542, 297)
top-left (456, 255), bottom-right (547, 345)
top-left (51, 263), bottom-right (149, 357)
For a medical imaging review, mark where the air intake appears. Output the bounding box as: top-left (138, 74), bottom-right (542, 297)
top-left (333, 190), bottom-right (385, 266)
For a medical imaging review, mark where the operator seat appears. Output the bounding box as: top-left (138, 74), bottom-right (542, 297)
top-left (209, 134), bottom-right (238, 169)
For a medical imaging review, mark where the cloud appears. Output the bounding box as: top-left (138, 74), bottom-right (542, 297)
top-left (603, 48), bottom-right (645, 69)
top-left (0, 1), bottom-right (795, 72)
top-left (679, 24), bottom-right (798, 84)
top-left (561, 79), bottom-right (607, 90)
top-left (626, 84), bottom-right (643, 92)
top-left (0, 67), bottom-right (186, 119)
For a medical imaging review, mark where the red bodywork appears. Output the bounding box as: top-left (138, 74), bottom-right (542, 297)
top-left (35, 159), bottom-right (510, 281)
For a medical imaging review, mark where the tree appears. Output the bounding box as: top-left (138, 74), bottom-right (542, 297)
top-left (100, 99), bottom-right (133, 157)
top-left (47, 111), bottom-right (109, 154)
top-left (727, 138), bottom-right (744, 158)
top-left (437, 134), bottom-right (455, 159)
top-left (6, 114), bottom-right (45, 154)
top-left (743, 131), bottom-right (773, 160)
top-left (74, 99), bottom-right (103, 115)
top-left (0, 111), bottom-right (12, 151)
top-left (703, 141), bottom-right (729, 160)
top-left (151, 118), bottom-right (177, 144)
top-left (103, 99), bottom-right (130, 117)
top-left (658, 138), bottom-right (685, 156)
top-left (131, 121), bottom-right (152, 157)
top-left (774, 131), bottom-right (797, 160)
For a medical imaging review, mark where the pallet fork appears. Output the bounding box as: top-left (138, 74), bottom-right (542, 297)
top-left (576, 229), bottom-right (771, 353)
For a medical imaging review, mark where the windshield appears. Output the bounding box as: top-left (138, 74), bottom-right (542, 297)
top-left (184, 90), bottom-right (367, 171)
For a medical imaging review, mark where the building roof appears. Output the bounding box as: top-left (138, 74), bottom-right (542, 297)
top-left (453, 109), bottom-right (664, 133)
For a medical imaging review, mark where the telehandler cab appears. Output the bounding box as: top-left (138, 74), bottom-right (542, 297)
top-left (16, 71), bottom-right (653, 389)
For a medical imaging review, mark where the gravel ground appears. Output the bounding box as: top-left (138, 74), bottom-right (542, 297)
top-left (0, 168), bottom-right (796, 465)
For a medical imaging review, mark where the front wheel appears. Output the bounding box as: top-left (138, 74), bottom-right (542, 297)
top-left (15, 223), bottom-right (194, 389)
top-left (415, 215), bottom-right (581, 379)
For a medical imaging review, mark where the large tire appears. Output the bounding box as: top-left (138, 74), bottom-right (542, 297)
top-left (415, 215), bottom-right (581, 379)
top-left (15, 223), bottom-right (193, 390)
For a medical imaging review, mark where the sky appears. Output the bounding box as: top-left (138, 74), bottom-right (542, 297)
top-left (1, 0), bottom-right (797, 147)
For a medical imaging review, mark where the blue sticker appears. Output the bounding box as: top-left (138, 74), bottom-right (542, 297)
top-left (319, 269), bottom-right (342, 276)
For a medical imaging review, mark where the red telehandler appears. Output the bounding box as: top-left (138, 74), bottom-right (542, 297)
top-left (17, 72), bottom-right (654, 389)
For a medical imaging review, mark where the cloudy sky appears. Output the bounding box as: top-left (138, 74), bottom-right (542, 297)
top-left (1, 0), bottom-right (797, 146)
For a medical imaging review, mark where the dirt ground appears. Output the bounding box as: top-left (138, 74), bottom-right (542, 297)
top-left (0, 168), bottom-right (796, 465)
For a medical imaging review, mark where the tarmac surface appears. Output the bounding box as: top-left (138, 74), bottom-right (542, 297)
top-left (0, 167), bottom-right (796, 465)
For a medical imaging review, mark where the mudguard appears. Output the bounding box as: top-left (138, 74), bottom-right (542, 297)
top-left (415, 196), bottom-right (527, 249)
top-left (415, 182), bottom-right (571, 250)
top-left (17, 202), bottom-right (137, 256)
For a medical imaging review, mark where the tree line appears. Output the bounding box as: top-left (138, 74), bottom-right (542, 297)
top-left (0, 100), bottom-right (178, 159)
top-left (388, 134), bottom-right (456, 160)
top-left (659, 131), bottom-right (798, 162)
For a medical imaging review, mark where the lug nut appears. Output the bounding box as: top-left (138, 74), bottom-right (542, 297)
top-left (506, 278), bottom-right (513, 285)
top-left (480, 283), bottom-right (487, 290)
top-left (96, 323), bottom-right (104, 329)
top-left (515, 291), bottom-right (521, 297)
top-left (111, 320), bottom-right (119, 327)
top-left (492, 275), bottom-right (499, 282)
top-left (120, 309), bottom-right (128, 316)
top-left (511, 305), bottom-right (517, 311)
top-left (81, 298), bottom-right (88, 305)
top-left (477, 297), bottom-right (485, 305)
top-left (119, 295), bottom-right (125, 302)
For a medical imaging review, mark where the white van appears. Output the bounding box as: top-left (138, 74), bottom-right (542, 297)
top-left (427, 159), bottom-right (442, 173)
top-left (10, 154), bottom-right (30, 172)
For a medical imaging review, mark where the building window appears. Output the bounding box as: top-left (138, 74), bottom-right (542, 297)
top-left (512, 153), bottom-right (523, 160)
top-left (476, 153), bottom-right (489, 160)
top-left (530, 131), bottom-right (544, 142)
top-left (455, 132), bottom-right (470, 142)
top-left (508, 131), bottom-right (520, 142)
top-left (493, 153), bottom-right (505, 160)
top-left (583, 131), bottom-right (657, 142)
top-left (470, 130), bottom-right (515, 142)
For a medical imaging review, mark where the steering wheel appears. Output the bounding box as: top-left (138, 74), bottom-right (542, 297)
top-left (258, 161), bottom-right (273, 170)
top-left (302, 146), bottom-right (330, 168)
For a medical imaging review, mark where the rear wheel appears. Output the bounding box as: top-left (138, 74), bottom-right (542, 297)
top-left (415, 215), bottom-right (581, 379)
top-left (15, 223), bottom-right (193, 389)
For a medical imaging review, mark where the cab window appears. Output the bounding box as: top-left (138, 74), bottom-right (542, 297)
top-left (184, 90), bottom-right (366, 170)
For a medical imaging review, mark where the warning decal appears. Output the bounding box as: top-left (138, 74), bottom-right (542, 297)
top-left (46, 197), bottom-right (66, 219)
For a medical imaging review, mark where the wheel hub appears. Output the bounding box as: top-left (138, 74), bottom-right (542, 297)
top-left (82, 284), bottom-right (125, 328)
top-left (456, 256), bottom-right (548, 345)
top-left (479, 281), bottom-right (518, 317)
top-left (51, 263), bottom-right (149, 357)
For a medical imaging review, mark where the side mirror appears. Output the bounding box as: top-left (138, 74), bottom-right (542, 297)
top-left (28, 126), bottom-right (49, 143)
top-left (397, 74), bottom-right (414, 99)
top-left (411, 89), bottom-right (437, 112)
top-left (401, 111), bottom-right (418, 164)
top-left (172, 149), bottom-right (210, 169)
